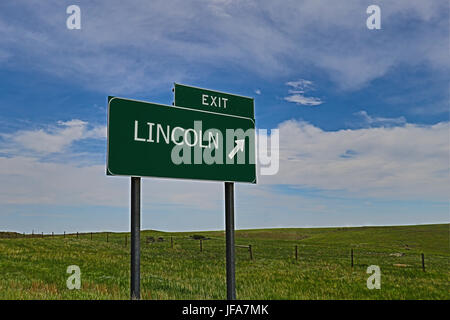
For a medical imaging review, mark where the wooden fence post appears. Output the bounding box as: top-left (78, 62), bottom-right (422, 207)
top-left (125, 235), bottom-right (127, 247)
top-left (421, 253), bottom-right (425, 272)
top-left (64, 231), bottom-right (65, 238)
top-left (42, 232), bottom-right (44, 238)
top-left (52, 232), bottom-right (54, 238)
top-left (351, 249), bottom-right (354, 268)
top-left (249, 245), bottom-right (253, 260)
top-left (200, 239), bottom-right (203, 252)
top-left (77, 232), bottom-right (79, 238)
top-left (171, 236), bottom-right (173, 249)
top-left (295, 245), bottom-right (298, 260)
top-left (106, 233), bottom-right (109, 243)
top-left (90, 232), bottom-right (93, 240)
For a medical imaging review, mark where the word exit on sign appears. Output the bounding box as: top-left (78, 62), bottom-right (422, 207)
top-left (174, 83), bottom-right (254, 119)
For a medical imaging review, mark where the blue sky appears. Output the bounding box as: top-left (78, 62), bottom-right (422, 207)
top-left (0, 1), bottom-right (448, 233)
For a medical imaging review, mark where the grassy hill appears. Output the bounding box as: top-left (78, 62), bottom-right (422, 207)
top-left (0, 224), bottom-right (448, 299)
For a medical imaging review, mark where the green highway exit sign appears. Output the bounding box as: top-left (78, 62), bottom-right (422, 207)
top-left (174, 83), bottom-right (254, 119)
top-left (107, 97), bottom-right (256, 183)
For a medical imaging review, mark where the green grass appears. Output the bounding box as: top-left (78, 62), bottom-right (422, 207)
top-left (0, 224), bottom-right (448, 299)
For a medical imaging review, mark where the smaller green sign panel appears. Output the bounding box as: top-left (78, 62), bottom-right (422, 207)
top-left (107, 97), bottom-right (256, 183)
top-left (174, 83), bottom-right (254, 119)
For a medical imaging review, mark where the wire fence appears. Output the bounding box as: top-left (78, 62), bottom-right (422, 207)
top-left (0, 231), bottom-right (446, 272)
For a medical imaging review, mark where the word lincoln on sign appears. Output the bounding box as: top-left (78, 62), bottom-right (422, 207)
top-left (174, 83), bottom-right (254, 119)
top-left (107, 97), bottom-right (256, 183)
top-left (133, 120), bottom-right (220, 149)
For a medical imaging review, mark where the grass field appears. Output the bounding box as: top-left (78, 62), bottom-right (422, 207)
top-left (0, 224), bottom-right (448, 300)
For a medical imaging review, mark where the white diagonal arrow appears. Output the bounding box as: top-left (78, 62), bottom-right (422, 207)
top-left (228, 139), bottom-right (245, 159)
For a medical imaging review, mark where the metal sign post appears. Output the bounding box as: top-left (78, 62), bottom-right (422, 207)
top-left (225, 182), bottom-right (236, 300)
top-left (130, 176), bottom-right (141, 300)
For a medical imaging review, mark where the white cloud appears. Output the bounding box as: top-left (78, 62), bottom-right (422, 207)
top-left (0, 156), bottom-right (222, 209)
top-left (284, 79), bottom-right (323, 106)
top-left (0, 118), bottom-right (447, 226)
top-left (0, 120), bottom-right (106, 155)
top-left (286, 80), bottom-right (313, 93)
top-left (258, 120), bottom-right (449, 201)
top-left (1, 117), bottom-right (448, 207)
top-left (84, 125), bottom-right (107, 140)
top-left (410, 103), bottom-right (449, 116)
top-left (255, 89), bottom-right (261, 95)
top-left (355, 111), bottom-right (406, 126)
top-left (284, 94), bottom-right (323, 106)
top-left (0, 0), bottom-right (447, 93)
